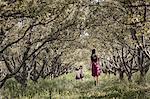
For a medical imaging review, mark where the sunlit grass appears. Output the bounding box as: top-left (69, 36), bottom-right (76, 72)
top-left (1, 69), bottom-right (150, 99)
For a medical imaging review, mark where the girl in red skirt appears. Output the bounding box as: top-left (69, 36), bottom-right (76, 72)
top-left (91, 49), bottom-right (101, 85)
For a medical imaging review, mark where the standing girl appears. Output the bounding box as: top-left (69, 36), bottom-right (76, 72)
top-left (91, 49), bottom-right (101, 85)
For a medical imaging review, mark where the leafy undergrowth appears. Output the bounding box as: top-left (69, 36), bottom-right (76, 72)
top-left (1, 70), bottom-right (150, 99)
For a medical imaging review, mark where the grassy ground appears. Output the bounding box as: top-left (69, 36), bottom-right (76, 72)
top-left (1, 69), bottom-right (150, 99)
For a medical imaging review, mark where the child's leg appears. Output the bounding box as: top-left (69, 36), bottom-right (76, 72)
top-left (95, 76), bottom-right (99, 85)
top-left (94, 76), bottom-right (98, 86)
top-left (93, 77), bottom-right (96, 85)
top-left (96, 76), bottom-right (99, 84)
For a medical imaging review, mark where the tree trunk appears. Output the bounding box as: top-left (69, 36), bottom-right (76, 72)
top-left (139, 70), bottom-right (146, 84)
top-left (128, 73), bottom-right (132, 82)
top-left (119, 71), bottom-right (124, 81)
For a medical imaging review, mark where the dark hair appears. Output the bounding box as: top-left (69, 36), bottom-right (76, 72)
top-left (91, 49), bottom-right (97, 62)
top-left (79, 66), bottom-right (83, 69)
top-left (92, 49), bottom-right (96, 54)
top-left (75, 67), bottom-right (79, 71)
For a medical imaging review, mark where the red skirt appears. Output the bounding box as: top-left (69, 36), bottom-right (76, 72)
top-left (92, 62), bottom-right (100, 77)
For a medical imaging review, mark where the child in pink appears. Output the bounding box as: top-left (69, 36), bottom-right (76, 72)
top-left (91, 49), bottom-right (101, 85)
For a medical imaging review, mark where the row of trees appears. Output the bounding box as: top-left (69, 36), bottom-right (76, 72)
top-left (0, 0), bottom-right (150, 88)
top-left (0, 0), bottom-right (87, 88)
top-left (85, 0), bottom-right (150, 82)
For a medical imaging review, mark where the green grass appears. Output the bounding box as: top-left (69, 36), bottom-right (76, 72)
top-left (1, 69), bottom-right (150, 99)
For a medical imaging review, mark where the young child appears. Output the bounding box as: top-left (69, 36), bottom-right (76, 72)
top-left (79, 66), bottom-right (84, 80)
top-left (75, 67), bottom-right (80, 80)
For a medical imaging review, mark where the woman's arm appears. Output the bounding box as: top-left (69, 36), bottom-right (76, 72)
top-left (97, 57), bottom-right (101, 68)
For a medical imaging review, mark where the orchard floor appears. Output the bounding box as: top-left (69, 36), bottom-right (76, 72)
top-left (1, 69), bottom-right (150, 99)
